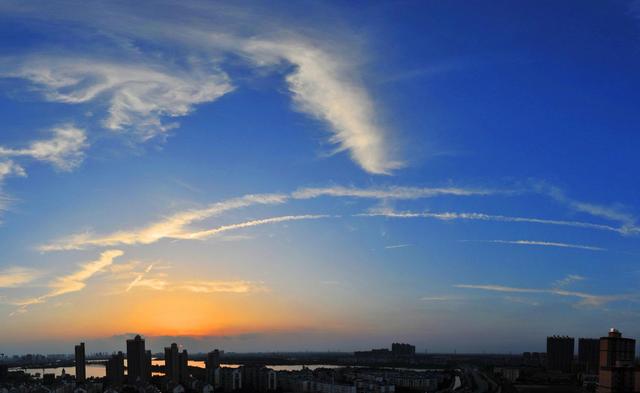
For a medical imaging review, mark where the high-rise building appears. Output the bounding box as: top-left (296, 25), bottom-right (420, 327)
top-left (179, 349), bottom-right (189, 384)
top-left (547, 336), bottom-right (574, 373)
top-left (391, 343), bottom-right (416, 356)
top-left (74, 342), bottom-right (86, 383)
top-left (598, 329), bottom-right (640, 393)
top-left (164, 343), bottom-right (180, 384)
top-left (579, 338), bottom-right (600, 375)
top-left (126, 335), bottom-right (148, 384)
top-left (205, 350), bottom-right (221, 385)
top-left (145, 350), bottom-right (152, 381)
top-left (106, 352), bottom-right (125, 387)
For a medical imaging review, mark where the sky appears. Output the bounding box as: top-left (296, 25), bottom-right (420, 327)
top-left (0, 0), bottom-right (639, 355)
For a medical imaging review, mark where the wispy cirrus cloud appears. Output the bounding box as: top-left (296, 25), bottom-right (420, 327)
top-left (4, 58), bottom-right (233, 141)
top-left (0, 160), bottom-right (26, 217)
top-left (0, 2), bottom-right (402, 174)
top-left (553, 274), bottom-right (586, 288)
top-left (171, 214), bottom-right (330, 240)
top-left (463, 239), bottom-right (606, 252)
top-left (536, 184), bottom-right (639, 235)
top-left (0, 267), bottom-right (40, 288)
top-left (9, 249), bottom-right (123, 314)
top-left (292, 185), bottom-right (497, 199)
top-left (39, 193), bottom-right (288, 251)
top-left (360, 207), bottom-right (628, 235)
top-left (0, 125), bottom-right (87, 171)
top-left (454, 284), bottom-right (628, 307)
top-left (178, 280), bottom-right (268, 294)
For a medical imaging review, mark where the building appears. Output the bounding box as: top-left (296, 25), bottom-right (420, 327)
top-left (205, 350), bottom-right (221, 385)
top-left (165, 344), bottom-right (180, 384)
top-left (598, 329), bottom-right (640, 393)
top-left (74, 343), bottom-right (86, 383)
top-left (179, 350), bottom-right (189, 384)
top-left (547, 336), bottom-right (574, 373)
top-left (126, 335), bottom-right (148, 384)
top-left (106, 352), bottom-right (125, 387)
top-left (391, 343), bottom-right (416, 356)
top-left (579, 338), bottom-right (600, 374)
top-left (220, 368), bottom-right (242, 391)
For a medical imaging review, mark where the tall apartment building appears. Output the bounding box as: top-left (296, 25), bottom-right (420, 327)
top-left (547, 336), bottom-right (575, 373)
top-left (598, 329), bottom-right (640, 393)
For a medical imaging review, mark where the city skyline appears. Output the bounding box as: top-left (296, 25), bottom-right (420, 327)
top-left (1, 1), bottom-right (640, 354)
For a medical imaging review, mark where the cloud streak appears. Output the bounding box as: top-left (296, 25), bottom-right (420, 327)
top-left (0, 125), bottom-right (87, 171)
top-left (0, 267), bottom-right (40, 288)
top-left (10, 249), bottom-right (123, 314)
top-left (361, 208), bottom-right (628, 235)
top-left (454, 284), bottom-right (629, 307)
top-left (466, 239), bottom-right (606, 252)
top-left (293, 185), bottom-right (496, 200)
top-left (0, 2), bottom-right (403, 174)
top-left (39, 193), bottom-right (288, 251)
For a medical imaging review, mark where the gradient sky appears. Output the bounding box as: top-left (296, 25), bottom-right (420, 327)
top-left (0, 0), bottom-right (639, 355)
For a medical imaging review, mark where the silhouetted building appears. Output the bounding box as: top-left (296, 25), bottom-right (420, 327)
top-left (598, 329), bottom-right (640, 393)
top-left (547, 336), bottom-right (574, 373)
top-left (221, 368), bottom-right (242, 391)
top-left (106, 352), bottom-right (125, 387)
top-left (205, 350), bottom-right (221, 385)
top-left (146, 350), bottom-right (152, 380)
top-left (392, 343), bottom-right (416, 356)
top-left (179, 349), bottom-right (189, 384)
top-left (74, 342), bottom-right (86, 383)
top-left (579, 338), bottom-right (600, 374)
top-left (126, 335), bottom-right (148, 384)
top-left (240, 365), bottom-right (277, 392)
top-left (165, 343), bottom-right (180, 384)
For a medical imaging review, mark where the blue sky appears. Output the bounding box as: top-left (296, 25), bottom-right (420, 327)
top-left (0, 0), bottom-right (639, 355)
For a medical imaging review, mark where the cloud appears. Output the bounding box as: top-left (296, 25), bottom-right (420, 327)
top-left (420, 296), bottom-right (460, 302)
top-left (0, 3), bottom-right (402, 174)
top-left (179, 280), bottom-right (268, 294)
top-left (39, 193), bottom-right (288, 251)
top-left (384, 244), bottom-right (411, 249)
top-left (361, 207), bottom-right (627, 235)
top-left (4, 58), bottom-right (233, 141)
top-left (171, 214), bottom-right (330, 240)
top-left (537, 184), bottom-right (639, 235)
top-left (293, 185), bottom-right (496, 200)
top-left (0, 125), bottom-right (87, 171)
top-left (0, 267), bottom-right (40, 288)
top-left (553, 274), bottom-right (586, 288)
top-left (239, 39), bottom-right (401, 174)
top-left (10, 249), bottom-right (123, 313)
top-left (0, 160), bottom-right (26, 216)
top-left (466, 239), bottom-right (606, 252)
top-left (454, 284), bottom-right (627, 307)
top-left (126, 264), bottom-right (154, 292)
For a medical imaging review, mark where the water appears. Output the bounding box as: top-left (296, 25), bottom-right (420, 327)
top-left (11, 361), bottom-right (343, 379)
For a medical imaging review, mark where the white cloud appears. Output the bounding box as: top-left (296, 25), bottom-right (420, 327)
top-left (10, 249), bottom-right (123, 314)
top-left (538, 184), bottom-right (639, 235)
top-left (0, 267), bottom-right (40, 288)
top-left (179, 280), bottom-right (267, 294)
top-left (239, 39), bottom-right (401, 174)
top-left (361, 207), bottom-right (627, 234)
top-left (293, 185), bottom-right (496, 199)
top-left (553, 274), bottom-right (586, 288)
top-left (5, 58), bottom-right (233, 141)
top-left (469, 239), bottom-right (606, 252)
top-left (0, 125), bottom-right (87, 171)
top-left (172, 214), bottom-right (330, 240)
top-left (39, 193), bottom-right (288, 251)
top-left (454, 284), bottom-right (626, 307)
top-left (0, 160), bottom-right (26, 215)
top-left (384, 244), bottom-right (411, 249)
top-left (0, 2), bottom-right (404, 174)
